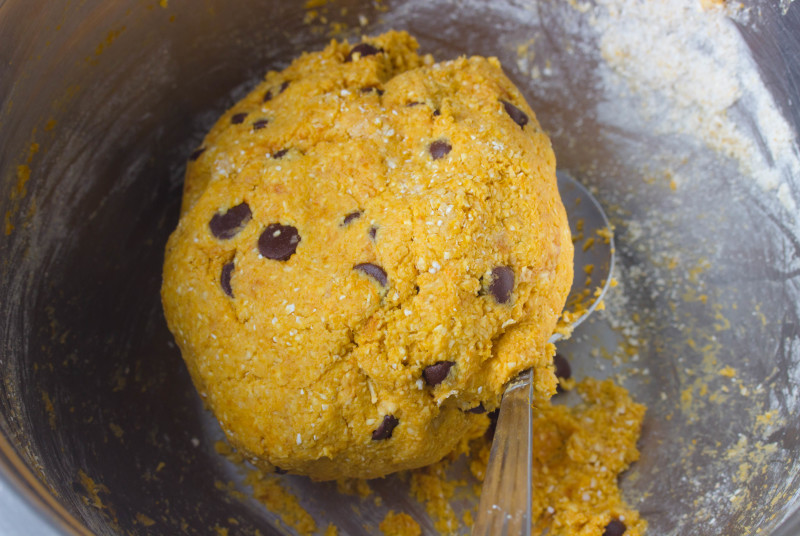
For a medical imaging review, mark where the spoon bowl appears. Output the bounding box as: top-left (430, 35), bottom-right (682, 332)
top-left (551, 171), bottom-right (616, 342)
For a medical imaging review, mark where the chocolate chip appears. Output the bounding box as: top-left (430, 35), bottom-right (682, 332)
top-left (274, 466), bottom-right (288, 475)
top-left (360, 86), bottom-right (384, 96)
top-left (346, 43), bottom-right (382, 62)
top-left (423, 361), bottom-right (455, 386)
top-left (429, 140), bottom-right (452, 160)
top-left (258, 223), bottom-right (301, 261)
top-left (263, 81), bottom-right (290, 102)
top-left (253, 119), bottom-right (270, 130)
top-left (220, 262), bottom-right (234, 297)
top-left (354, 263), bottom-right (387, 287)
top-left (189, 147), bottom-right (206, 161)
top-left (554, 353), bottom-right (571, 381)
top-left (485, 409), bottom-right (500, 440)
top-left (433, 109), bottom-right (441, 117)
top-left (342, 210), bottom-right (362, 226)
top-left (372, 415), bottom-right (399, 440)
top-left (554, 353), bottom-right (571, 394)
top-left (368, 226), bottom-right (378, 240)
top-left (231, 112), bottom-right (248, 124)
top-left (603, 520), bottom-right (627, 536)
top-left (272, 149), bottom-right (288, 159)
top-left (488, 266), bottom-right (514, 304)
top-left (467, 403), bottom-right (486, 414)
top-left (209, 203), bottom-right (252, 240)
top-left (501, 100), bottom-right (529, 128)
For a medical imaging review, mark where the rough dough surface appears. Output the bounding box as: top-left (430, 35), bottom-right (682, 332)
top-left (162, 31), bottom-right (573, 480)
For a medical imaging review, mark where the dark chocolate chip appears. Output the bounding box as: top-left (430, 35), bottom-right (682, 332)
top-left (189, 147), bottom-right (206, 161)
top-left (253, 119), bottom-right (270, 130)
top-left (429, 140), bottom-right (452, 160)
top-left (554, 353), bottom-right (571, 394)
top-left (354, 263), bottom-right (388, 287)
top-left (554, 353), bottom-right (571, 381)
top-left (263, 81), bottom-right (290, 102)
top-left (371, 414), bottom-right (399, 440)
top-left (423, 361), bottom-right (455, 386)
top-left (488, 266), bottom-right (514, 304)
top-left (274, 466), bottom-right (288, 475)
top-left (231, 112), bottom-right (248, 124)
top-left (433, 109), bottom-right (441, 117)
top-left (209, 203), bottom-right (252, 240)
top-left (467, 403), bottom-right (486, 414)
top-left (501, 100), bottom-right (529, 128)
top-left (258, 223), bottom-right (301, 261)
top-left (346, 43), bottom-right (382, 62)
top-left (342, 210), bottom-right (363, 226)
top-left (272, 149), bottom-right (288, 159)
top-left (368, 226), bottom-right (378, 240)
top-left (485, 409), bottom-right (500, 440)
top-left (603, 520), bottom-right (627, 536)
top-left (360, 86), bottom-right (384, 96)
top-left (220, 262), bottom-right (234, 297)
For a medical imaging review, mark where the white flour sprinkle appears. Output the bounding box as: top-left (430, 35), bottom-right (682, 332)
top-left (592, 0), bottom-right (799, 223)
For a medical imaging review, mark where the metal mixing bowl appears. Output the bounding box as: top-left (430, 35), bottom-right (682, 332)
top-left (1, 0), bottom-right (798, 534)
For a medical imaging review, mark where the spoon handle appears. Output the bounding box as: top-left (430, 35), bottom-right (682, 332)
top-left (472, 369), bottom-right (533, 536)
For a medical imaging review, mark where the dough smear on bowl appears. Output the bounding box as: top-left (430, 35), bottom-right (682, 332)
top-left (161, 30), bottom-right (573, 480)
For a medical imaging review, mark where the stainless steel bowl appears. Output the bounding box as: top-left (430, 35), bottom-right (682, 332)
top-left (1, 1), bottom-right (798, 534)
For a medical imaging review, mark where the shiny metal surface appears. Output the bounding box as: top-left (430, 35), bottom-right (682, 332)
top-left (550, 171), bottom-right (616, 343)
top-left (473, 370), bottom-right (533, 536)
top-left (1, 1), bottom-right (799, 535)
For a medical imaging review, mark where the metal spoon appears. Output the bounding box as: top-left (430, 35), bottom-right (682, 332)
top-left (472, 172), bottom-right (616, 536)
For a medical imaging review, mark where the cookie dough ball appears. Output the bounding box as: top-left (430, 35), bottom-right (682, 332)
top-left (162, 31), bottom-right (573, 480)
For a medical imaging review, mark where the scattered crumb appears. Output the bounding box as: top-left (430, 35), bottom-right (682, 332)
top-left (336, 478), bottom-right (372, 497)
top-left (409, 460), bottom-right (462, 534)
top-left (379, 511), bottom-right (422, 536)
top-left (78, 470), bottom-right (106, 509)
top-left (245, 472), bottom-right (317, 536)
top-left (699, 0), bottom-right (725, 10)
top-left (462, 509), bottom-right (474, 528)
top-left (135, 513), bottom-right (156, 527)
top-left (530, 379), bottom-right (647, 535)
top-left (41, 391), bottom-right (56, 430)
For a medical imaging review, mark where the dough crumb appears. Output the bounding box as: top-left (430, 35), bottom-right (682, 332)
top-left (379, 511), bottom-right (422, 536)
top-left (244, 472), bottom-right (317, 536)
